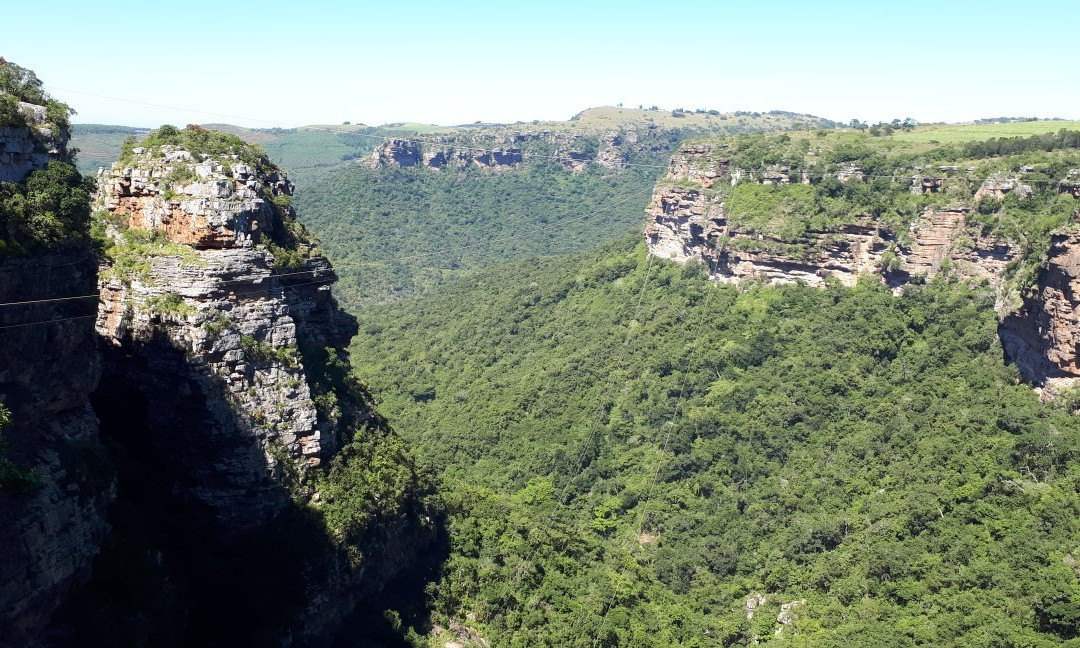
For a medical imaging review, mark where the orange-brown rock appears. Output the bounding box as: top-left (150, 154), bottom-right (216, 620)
top-left (96, 148), bottom-right (284, 249)
top-left (1001, 231), bottom-right (1080, 388)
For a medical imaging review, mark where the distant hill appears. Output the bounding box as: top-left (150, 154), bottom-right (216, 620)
top-left (69, 106), bottom-right (839, 181)
top-left (69, 124), bottom-right (150, 174)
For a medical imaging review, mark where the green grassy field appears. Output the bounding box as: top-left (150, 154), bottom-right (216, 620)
top-left (890, 120), bottom-right (1080, 144)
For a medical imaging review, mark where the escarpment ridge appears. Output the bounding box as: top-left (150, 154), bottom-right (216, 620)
top-left (646, 129), bottom-right (1080, 389)
top-left (366, 107), bottom-right (840, 172)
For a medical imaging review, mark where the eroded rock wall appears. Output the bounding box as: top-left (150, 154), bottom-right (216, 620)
top-left (0, 93), bottom-right (108, 646)
top-left (0, 101), bottom-right (68, 182)
top-left (368, 121), bottom-right (681, 172)
top-left (646, 144), bottom-right (1017, 291)
top-left (0, 252), bottom-right (110, 648)
top-left (1000, 231), bottom-right (1080, 389)
top-left (94, 150), bottom-right (355, 529)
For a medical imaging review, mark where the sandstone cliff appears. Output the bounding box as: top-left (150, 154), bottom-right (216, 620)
top-left (646, 135), bottom-right (1080, 396)
top-left (367, 120), bottom-right (693, 173)
top-left (645, 142), bottom-right (1019, 294)
top-left (0, 75), bottom-right (109, 646)
top-left (1000, 230), bottom-right (1080, 391)
top-left (73, 127), bottom-right (436, 644)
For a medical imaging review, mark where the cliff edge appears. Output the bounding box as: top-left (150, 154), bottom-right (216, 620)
top-left (0, 60), bottom-right (108, 647)
top-left (36, 125), bottom-right (439, 645)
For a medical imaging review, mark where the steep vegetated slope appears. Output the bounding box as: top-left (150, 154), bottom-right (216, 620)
top-left (349, 124), bottom-right (1080, 646)
top-left (354, 237), bottom-right (1080, 647)
top-left (296, 161), bottom-right (659, 306)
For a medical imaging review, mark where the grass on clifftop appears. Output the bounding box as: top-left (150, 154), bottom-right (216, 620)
top-left (890, 120), bottom-right (1080, 144)
top-left (673, 128), bottom-right (1080, 291)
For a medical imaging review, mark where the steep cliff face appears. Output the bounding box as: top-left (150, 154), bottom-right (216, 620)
top-left (1000, 231), bottom-right (1080, 390)
top-left (80, 128), bottom-right (436, 643)
top-left (0, 253), bottom-right (109, 648)
top-left (0, 79), bottom-right (108, 645)
top-left (367, 120), bottom-right (687, 172)
top-left (94, 139), bottom-right (336, 504)
top-left (646, 142), bottom-right (1018, 292)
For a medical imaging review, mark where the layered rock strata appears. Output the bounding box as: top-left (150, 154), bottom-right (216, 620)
top-left (0, 101), bottom-right (107, 646)
top-left (1000, 231), bottom-right (1080, 389)
top-left (94, 145), bottom-right (354, 529)
top-left (369, 122), bottom-right (679, 172)
top-left (646, 144), bottom-right (1018, 291)
top-left (82, 136), bottom-right (431, 643)
top-left (98, 147), bottom-right (292, 249)
top-left (369, 138), bottom-right (525, 171)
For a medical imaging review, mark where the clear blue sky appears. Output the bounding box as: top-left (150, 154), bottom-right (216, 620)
top-left (6, 0), bottom-right (1078, 128)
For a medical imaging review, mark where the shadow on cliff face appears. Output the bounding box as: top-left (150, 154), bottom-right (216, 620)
top-left (57, 328), bottom-right (447, 647)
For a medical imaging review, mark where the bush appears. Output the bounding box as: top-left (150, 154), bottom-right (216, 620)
top-left (0, 60), bottom-right (72, 130)
top-left (0, 160), bottom-right (93, 255)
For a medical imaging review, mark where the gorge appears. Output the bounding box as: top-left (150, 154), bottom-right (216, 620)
top-left (4, 56), bottom-right (1080, 647)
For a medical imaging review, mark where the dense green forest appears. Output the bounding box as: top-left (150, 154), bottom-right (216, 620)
top-left (294, 162), bottom-right (661, 305)
top-left (349, 237), bottom-right (1080, 646)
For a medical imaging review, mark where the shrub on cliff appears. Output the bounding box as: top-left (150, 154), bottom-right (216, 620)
top-left (0, 60), bottom-right (72, 130)
top-left (0, 403), bottom-right (40, 493)
top-left (118, 124), bottom-right (274, 174)
top-left (0, 160), bottom-right (94, 256)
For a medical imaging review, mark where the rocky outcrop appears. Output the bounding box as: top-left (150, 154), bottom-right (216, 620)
top-left (1060, 170), bottom-right (1080, 199)
top-left (370, 138), bottom-right (523, 171)
top-left (1001, 231), bottom-right (1080, 389)
top-left (368, 120), bottom-right (711, 173)
top-left (97, 148), bottom-right (291, 249)
top-left (94, 144), bottom-right (352, 529)
top-left (646, 144), bottom-right (1018, 291)
top-left (666, 143), bottom-right (728, 187)
top-left (894, 208), bottom-right (967, 276)
top-left (83, 134), bottom-right (433, 643)
top-left (0, 252), bottom-right (110, 648)
top-left (911, 176), bottom-right (943, 194)
top-left (975, 178), bottom-right (1033, 201)
top-left (369, 138), bottom-right (422, 168)
top-left (0, 101), bottom-right (68, 182)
